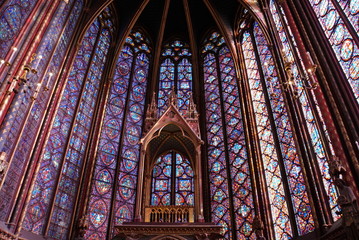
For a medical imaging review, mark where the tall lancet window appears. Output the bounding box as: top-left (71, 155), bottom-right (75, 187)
top-left (158, 40), bottom-right (192, 114)
top-left (0, 0), bottom-right (38, 60)
top-left (306, 0), bottom-right (359, 102)
top-left (22, 9), bottom-right (112, 239)
top-left (151, 151), bottom-right (194, 206)
top-left (270, 0), bottom-right (339, 221)
top-left (0, 0), bottom-right (83, 221)
top-left (241, 23), bottom-right (316, 238)
top-left (85, 30), bottom-right (150, 239)
top-left (241, 29), bottom-right (292, 239)
top-left (202, 32), bottom-right (254, 240)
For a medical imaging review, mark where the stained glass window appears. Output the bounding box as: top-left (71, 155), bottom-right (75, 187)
top-left (113, 34), bottom-right (149, 232)
top-left (203, 32), bottom-right (255, 240)
top-left (0, 0), bottom-right (82, 221)
top-left (241, 22), bottom-right (317, 237)
top-left (22, 9), bottom-right (112, 239)
top-left (307, 0), bottom-right (359, 103)
top-left (337, 0), bottom-right (359, 32)
top-left (0, 0), bottom-right (39, 60)
top-left (158, 40), bottom-right (192, 114)
top-left (85, 30), bottom-right (150, 239)
top-left (151, 152), bottom-right (194, 206)
top-left (241, 30), bottom-right (292, 240)
top-left (270, 0), bottom-right (339, 222)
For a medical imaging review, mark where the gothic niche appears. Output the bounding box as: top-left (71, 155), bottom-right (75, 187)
top-left (114, 92), bottom-right (223, 240)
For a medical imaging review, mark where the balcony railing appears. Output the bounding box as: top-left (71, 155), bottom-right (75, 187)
top-left (144, 205), bottom-right (194, 223)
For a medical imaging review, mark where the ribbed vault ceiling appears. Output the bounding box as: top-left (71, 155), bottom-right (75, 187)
top-left (93, 0), bottom-right (264, 48)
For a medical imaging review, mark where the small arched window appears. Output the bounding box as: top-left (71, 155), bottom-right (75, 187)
top-left (151, 151), bottom-right (194, 206)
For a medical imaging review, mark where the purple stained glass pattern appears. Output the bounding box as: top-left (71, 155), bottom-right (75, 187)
top-left (151, 152), bottom-right (194, 206)
top-left (241, 31), bottom-right (292, 240)
top-left (22, 17), bottom-right (103, 237)
top-left (85, 31), bottom-right (150, 239)
top-left (114, 50), bottom-right (149, 229)
top-left (177, 58), bottom-right (192, 113)
top-left (308, 0), bottom-right (359, 103)
top-left (0, 0), bottom-right (82, 221)
top-left (158, 58), bottom-right (174, 113)
top-left (204, 52), bottom-right (232, 238)
top-left (0, 0), bottom-right (75, 154)
top-left (47, 27), bottom-right (111, 240)
top-left (175, 154), bottom-right (194, 205)
top-left (158, 40), bottom-right (192, 115)
top-left (270, 1), bottom-right (339, 222)
top-left (0, 0), bottom-right (38, 60)
top-left (151, 153), bottom-right (172, 205)
top-left (251, 10), bottom-right (317, 233)
top-left (203, 32), bottom-right (254, 240)
top-left (219, 46), bottom-right (254, 239)
top-left (336, 0), bottom-right (359, 34)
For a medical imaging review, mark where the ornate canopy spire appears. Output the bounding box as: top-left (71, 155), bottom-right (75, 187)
top-left (146, 92), bottom-right (158, 119)
top-left (187, 92), bottom-right (199, 119)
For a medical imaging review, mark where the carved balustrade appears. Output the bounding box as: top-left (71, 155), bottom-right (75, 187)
top-left (144, 206), bottom-right (194, 223)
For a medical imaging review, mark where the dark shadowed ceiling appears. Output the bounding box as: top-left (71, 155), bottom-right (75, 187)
top-left (107, 0), bottom-right (262, 48)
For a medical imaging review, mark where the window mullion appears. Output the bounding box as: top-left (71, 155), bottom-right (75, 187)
top-left (214, 50), bottom-right (238, 240)
top-left (106, 49), bottom-right (138, 238)
top-left (278, 0), bottom-right (336, 204)
top-left (328, 0), bottom-right (359, 45)
top-left (43, 24), bottom-right (103, 236)
top-left (249, 29), bottom-right (299, 237)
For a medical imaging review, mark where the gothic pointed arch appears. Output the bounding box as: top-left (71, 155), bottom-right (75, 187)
top-left (136, 93), bottom-right (203, 223)
top-left (0, 1), bottom-right (357, 240)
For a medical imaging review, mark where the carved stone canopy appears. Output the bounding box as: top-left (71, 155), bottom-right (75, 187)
top-left (141, 94), bottom-right (203, 164)
top-left (143, 91), bottom-right (201, 139)
top-left (115, 90), bottom-right (219, 240)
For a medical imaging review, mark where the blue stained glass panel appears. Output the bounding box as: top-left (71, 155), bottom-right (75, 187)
top-left (0, 0), bottom-right (38, 59)
top-left (270, 1), bottom-right (339, 224)
top-left (151, 152), bottom-right (194, 206)
top-left (85, 31), bottom-right (150, 239)
top-left (48, 25), bottom-right (111, 240)
top-left (308, 0), bottom-right (359, 103)
top-left (203, 32), bottom-right (254, 239)
top-left (242, 30), bottom-right (292, 240)
top-left (0, 1), bottom-right (82, 221)
top-left (23, 18), bottom-right (101, 236)
top-left (158, 40), bottom-right (192, 115)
